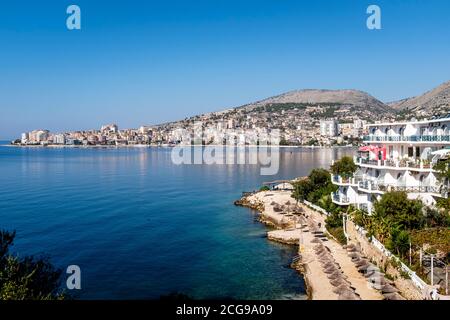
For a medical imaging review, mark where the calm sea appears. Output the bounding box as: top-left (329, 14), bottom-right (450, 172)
top-left (0, 144), bottom-right (353, 299)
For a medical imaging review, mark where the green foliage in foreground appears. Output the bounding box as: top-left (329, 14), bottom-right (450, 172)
top-left (292, 168), bottom-right (346, 243)
top-left (292, 169), bottom-right (338, 206)
top-left (434, 158), bottom-right (450, 183)
top-left (0, 230), bottom-right (65, 300)
top-left (330, 156), bottom-right (357, 178)
top-left (351, 191), bottom-right (449, 259)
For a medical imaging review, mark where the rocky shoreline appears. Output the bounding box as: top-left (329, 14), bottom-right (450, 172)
top-left (235, 189), bottom-right (412, 300)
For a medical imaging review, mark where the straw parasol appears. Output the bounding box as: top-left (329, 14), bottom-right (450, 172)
top-left (332, 284), bottom-right (353, 295)
top-left (357, 264), bottom-right (372, 272)
top-left (324, 266), bottom-right (340, 274)
top-left (338, 291), bottom-right (360, 300)
top-left (355, 259), bottom-right (369, 267)
top-left (383, 293), bottom-right (405, 300)
top-left (348, 252), bottom-right (360, 259)
top-left (327, 270), bottom-right (344, 280)
top-left (381, 284), bottom-right (399, 294)
top-left (330, 278), bottom-right (351, 287)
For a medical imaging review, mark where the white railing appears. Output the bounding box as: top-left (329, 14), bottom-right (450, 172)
top-left (353, 224), bottom-right (430, 294)
top-left (303, 200), bottom-right (329, 216)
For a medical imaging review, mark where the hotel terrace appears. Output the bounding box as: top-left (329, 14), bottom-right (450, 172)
top-left (332, 117), bottom-right (450, 213)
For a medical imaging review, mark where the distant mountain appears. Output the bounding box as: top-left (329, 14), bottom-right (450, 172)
top-left (238, 89), bottom-right (394, 114)
top-left (388, 81), bottom-right (450, 118)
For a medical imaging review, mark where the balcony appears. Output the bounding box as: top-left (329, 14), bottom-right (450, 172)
top-left (356, 179), bottom-right (449, 197)
top-left (363, 135), bottom-right (450, 143)
top-left (331, 174), bottom-right (360, 186)
top-left (354, 156), bottom-right (434, 171)
top-left (331, 192), bottom-right (351, 205)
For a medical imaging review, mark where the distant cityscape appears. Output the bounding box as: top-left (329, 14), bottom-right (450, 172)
top-left (14, 116), bottom-right (368, 147)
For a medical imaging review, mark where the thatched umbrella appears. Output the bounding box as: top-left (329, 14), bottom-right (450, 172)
top-left (364, 268), bottom-right (381, 278)
top-left (327, 270), bottom-right (344, 280)
top-left (355, 259), bottom-right (369, 267)
top-left (383, 293), bottom-right (405, 300)
top-left (381, 284), bottom-right (399, 294)
top-left (357, 263), bottom-right (372, 272)
top-left (324, 266), bottom-right (340, 274)
top-left (338, 291), bottom-right (360, 300)
top-left (351, 257), bottom-right (361, 264)
top-left (321, 261), bottom-right (338, 268)
top-left (348, 252), bottom-right (360, 259)
top-left (330, 278), bottom-right (351, 287)
top-left (332, 284), bottom-right (353, 294)
top-left (318, 256), bottom-right (333, 263)
top-left (311, 238), bottom-right (321, 244)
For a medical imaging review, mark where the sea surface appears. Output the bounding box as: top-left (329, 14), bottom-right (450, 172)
top-left (0, 144), bottom-right (353, 299)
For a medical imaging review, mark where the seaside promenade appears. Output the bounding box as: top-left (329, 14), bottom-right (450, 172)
top-left (238, 190), bottom-right (387, 300)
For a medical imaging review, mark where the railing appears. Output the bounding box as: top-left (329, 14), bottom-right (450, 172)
top-left (352, 223), bottom-right (430, 294)
top-left (363, 135), bottom-right (450, 142)
top-left (331, 173), bottom-right (362, 186)
top-left (332, 192), bottom-right (350, 204)
top-left (355, 156), bottom-right (434, 170)
top-left (356, 179), bottom-right (448, 196)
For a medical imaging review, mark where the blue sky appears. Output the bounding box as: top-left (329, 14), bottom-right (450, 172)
top-left (1, 0), bottom-right (450, 139)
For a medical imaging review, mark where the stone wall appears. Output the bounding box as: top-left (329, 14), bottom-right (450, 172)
top-left (345, 220), bottom-right (424, 300)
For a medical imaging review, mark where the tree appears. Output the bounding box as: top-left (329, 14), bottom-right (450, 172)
top-left (373, 192), bottom-right (424, 230)
top-left (330, 156), bottom-right (357, 178)
top-left (292, 179), bottom-right (313, 201)
top-left (292, 169), bottom-right (337, 204)
top-left (387, 227), bottom-right (410, 258)
top-left (309, 168), bottom-right (332, 188)
top-left (0, 230), bottom-right (65, 300)
top-left (434, 159), bottom-right (450, 184)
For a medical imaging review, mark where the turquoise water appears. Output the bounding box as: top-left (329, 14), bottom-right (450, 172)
top-left (0, 144), bottom-right (353, 299)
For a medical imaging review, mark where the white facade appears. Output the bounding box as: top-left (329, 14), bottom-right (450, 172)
top-left (53, 134), bottom-right (66, 145)
top-left (332, 117), bottom-right (450, 212)
top-left (320, 120), bottom-right (339, 137)
top-left (21, 133), bottom-right (29, 144)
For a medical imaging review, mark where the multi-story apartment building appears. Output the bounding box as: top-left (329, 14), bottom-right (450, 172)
top-left (320, 120), bottom-right (339, 137)
top-left (332, 117), bottom-right (450, 213)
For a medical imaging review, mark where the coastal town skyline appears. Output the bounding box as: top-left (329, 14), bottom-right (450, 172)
top-left (2, 1), bottom-right (450, 139)
top-left (1, 1), bottom-right (449, 306)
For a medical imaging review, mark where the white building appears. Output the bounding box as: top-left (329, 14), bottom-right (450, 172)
top-left (320, 120), bottom-right (339, 137)
top-left (21, 133), bottom-right (29, 144)
top-left (331, 117), bottom-right (450, 212)
top-left (101, 124), bottom-right (118, 134)
top-left (53, 134), bottom-right (66, 145)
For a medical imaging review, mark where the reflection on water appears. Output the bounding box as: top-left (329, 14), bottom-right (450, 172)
top-left (0, 146), bottom-right (354, 299)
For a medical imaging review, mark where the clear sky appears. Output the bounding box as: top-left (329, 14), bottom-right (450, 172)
top-left (1, 0), bottom-right (450, 139)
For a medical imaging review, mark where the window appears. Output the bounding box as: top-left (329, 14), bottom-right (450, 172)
top-left (408, 147), bottom-right (414, 157)
top-left (415, 146), bottom-right (420, 158)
